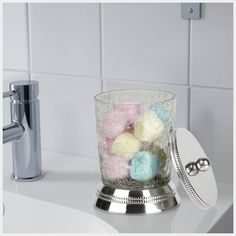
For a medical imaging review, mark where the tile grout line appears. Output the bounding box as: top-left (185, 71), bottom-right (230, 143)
top-left (41, 147), bottom-right (96, 160)
top-left (99, 3), bottom-right (104, 92)
top-left (5, 69), bottom-right (101, 80)
top-left (25, 3), bottom-right (32, 80)
top-left (187, 19), bottom-right (191, 86)
top-left (187, 19), bottom-right (192, 130)
top-left (104, 77), bottom-right (189, 87)
top-left (3, 68), bottom-right (28, 73)
top-left (2, 69), bottom-right (233, 91)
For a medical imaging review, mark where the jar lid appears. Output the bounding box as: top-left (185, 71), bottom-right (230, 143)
top-left (169, 128), bottom-right (217, 209)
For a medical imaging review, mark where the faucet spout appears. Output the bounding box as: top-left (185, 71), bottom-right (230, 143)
top-left (3, 123), bottom-right (24, 144)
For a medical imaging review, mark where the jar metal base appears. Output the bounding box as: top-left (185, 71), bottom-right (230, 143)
top-left (94, 181), bottom-right (180, 214)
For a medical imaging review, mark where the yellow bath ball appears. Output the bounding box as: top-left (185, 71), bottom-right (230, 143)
top-left (134, 111), bottom-right (164, 142)
top-left (111, 132), bottom-right (142, 159)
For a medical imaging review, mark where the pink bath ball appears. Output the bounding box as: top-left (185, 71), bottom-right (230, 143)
top-left (101, 111), bottom-right (127, 139)
top-left (104, 155), bottom-right (130, 180)
top-left (114, 103), bottom-right (141, 128)
top-left (101, 137), bottom-right (113, 154)
top-left (114, 103), bottom-right (140, 113)
top-left (126, 111), bottom-right (140, 124)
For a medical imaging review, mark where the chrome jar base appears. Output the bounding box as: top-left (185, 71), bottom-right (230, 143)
top-left (94, 181), bottom-right (180, 214)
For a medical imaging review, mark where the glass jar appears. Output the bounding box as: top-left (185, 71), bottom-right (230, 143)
top-left (94, 90), bottom-right (175, 191)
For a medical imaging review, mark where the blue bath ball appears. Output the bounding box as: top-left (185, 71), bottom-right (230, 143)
top-left (130, 151), bottom-right (160, 181)
top-left (149, 103), bottom-right (169, 126)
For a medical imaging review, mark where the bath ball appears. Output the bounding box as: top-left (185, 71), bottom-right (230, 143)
top-left (114, 103), bottom-right (140, 114)
top-left (101, 111), bottom-right (127, 139)
top-left (101, 137), bottom-right (113, 154)
top-left (134, 111), bottom-right (164, 142)
top-left (130, 151), bottom-right (160, 181)
top-left (111, 132), bottom-right (142, 159)
top-left (149, 103), bottom-right (170, 127)
top-left (150, 145), bottom-right (168, 169)
top-left (114, 103), bottom-right (141, 127)
top-left (104, 155), bottom-right (130, 180)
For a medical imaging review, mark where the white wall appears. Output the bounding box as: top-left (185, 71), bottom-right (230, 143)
top-left (3, 3), bottom-right (233, 184)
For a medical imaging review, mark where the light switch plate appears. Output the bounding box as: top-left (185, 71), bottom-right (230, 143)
top-left (181, 3), bottom-right (201, 20)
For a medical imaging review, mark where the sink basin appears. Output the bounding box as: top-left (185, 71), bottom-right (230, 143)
top-left (3, 147), bottom-right (233, 233)
top-left (3, 191), bottom-right (117, 233)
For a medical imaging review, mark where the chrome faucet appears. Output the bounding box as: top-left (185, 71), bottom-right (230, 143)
top-left (3, 80), bottom-right (43, 181)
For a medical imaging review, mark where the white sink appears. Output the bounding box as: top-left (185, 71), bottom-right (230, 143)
top-left (3, 191), bottom-right (117, 233)
top-left (3, 147), bottom-right (233, 233)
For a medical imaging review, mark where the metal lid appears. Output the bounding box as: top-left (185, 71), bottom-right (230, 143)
top-left (169, 128), bottom-right (217, 209)
top-left (10, 80), bottom-right (39, 102)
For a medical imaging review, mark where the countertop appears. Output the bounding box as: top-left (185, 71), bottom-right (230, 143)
top-left (3, 145), bottom-right (233, 233)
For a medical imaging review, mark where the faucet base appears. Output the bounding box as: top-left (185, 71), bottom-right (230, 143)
top-left (11, 172), bottom-right (45, 182)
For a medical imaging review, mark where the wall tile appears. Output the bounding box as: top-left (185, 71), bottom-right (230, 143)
top-left (31, 73), bottom-right (101, 159)
top-left (3, 71), bottom-right (29, 126)
top-left (190, 3), bottom-right (233, 88)
top-left (190, 88), bottom-right (233, 184)
top-left (3, 3), bottom-right (29, 70)
top-left (104, 80), bottom-right (188, 128)
top-left (29, 3), bottom-right (100, 77)
top-left (102, 3), bottom-right (188, 84)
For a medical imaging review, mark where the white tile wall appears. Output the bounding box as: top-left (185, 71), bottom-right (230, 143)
top-left (31, 73), bottom-right (101, 158)
top-left (190, 88), bottom-right (233, 184)
top-left (29, 3), bottom-right (101, 77)
top-left (3, 3), bottom-right (233, 184)
top-left (102, 4), bottom-right (188, 84)
top-left (104, 80), bottom-right (188, 128)
top-left (190, 3), bottom-right (233, 88)
top-left (3, 3), bottom-right (29, 70)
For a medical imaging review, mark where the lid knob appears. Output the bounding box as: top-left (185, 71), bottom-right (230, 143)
top-left (185, 162), bottom-right (198, 176)
top-left (185, 158), bottom-right (210, 176)
top-left (196, 158), bottom-right (210, 172)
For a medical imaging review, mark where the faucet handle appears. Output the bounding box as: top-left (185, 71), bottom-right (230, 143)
top-left (5, 80), bottom-right (39, 102)
top-left (3, 80), bottom-right (39, 101)
top-left (3, 91), bottom-right (15, 98)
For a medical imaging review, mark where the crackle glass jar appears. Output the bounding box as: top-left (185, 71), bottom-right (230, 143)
top-left (94, 90), bottom-right (176, 190)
